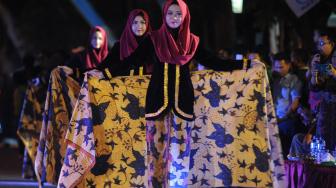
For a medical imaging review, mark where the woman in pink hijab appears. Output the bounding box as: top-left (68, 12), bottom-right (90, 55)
top-left (99, 9), bottom-right (152, 76)
top-left (67, 26), bottom-right (108, 79)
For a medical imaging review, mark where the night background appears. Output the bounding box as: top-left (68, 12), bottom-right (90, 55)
top-left (0, 0), bottom-right (335, 72)
top-left (0, 0), bottom-right (336, 186)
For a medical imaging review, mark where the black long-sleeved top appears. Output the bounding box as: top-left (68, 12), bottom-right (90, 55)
top-left (65, 51), bottom-right (88, 82)
top-left (99, 41), bottom-right (153, 77)
top-left (104, 36), bottom-right (247, 121)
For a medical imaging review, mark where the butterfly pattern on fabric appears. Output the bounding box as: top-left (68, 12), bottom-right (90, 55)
top-left (17, 78), bottom-right (48, 179)
top-left (34, 66), bottom-right (81, 185)
top-left (58, 64), bottom-right (286, 187)
top-left (58, 70), bottom-right (150, 188)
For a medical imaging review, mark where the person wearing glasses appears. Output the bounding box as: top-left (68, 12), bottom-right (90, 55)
top-left (309, 30), bottom-right (336, 152)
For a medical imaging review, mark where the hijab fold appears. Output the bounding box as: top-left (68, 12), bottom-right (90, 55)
top-left (85, 26), bottom-right (108, 69)
top-left (120, 9), bottom-right (151, 60)
top-left (150, 0), bottom-right (199, 65)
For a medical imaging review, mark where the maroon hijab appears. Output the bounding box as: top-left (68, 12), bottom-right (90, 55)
top-left (119, 9), bottom-right (151, 60)
top-left (85, 26), bottom-right (108, 69)
top-left (150, 0), bottom-right (199, 65)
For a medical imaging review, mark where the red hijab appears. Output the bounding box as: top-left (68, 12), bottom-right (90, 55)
top-left (150, 0), bottom-right (199, 65)
top-left (85, 26), bottom-right (108, 69)
top-left (119, 9), bottom-right (151, 60)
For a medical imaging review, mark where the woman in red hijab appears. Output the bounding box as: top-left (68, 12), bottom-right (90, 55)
top-left (99, 9), bottom-right (152, 76)
top-left (115, 0), bottom-right (249, 187)
top-left (67, 26), bottom-right (108, 79)
top-left (121, 1), bottom-right (248, 121)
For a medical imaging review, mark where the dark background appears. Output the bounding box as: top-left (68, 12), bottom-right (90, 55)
top-left (0, 0), bottom-right (335, 72)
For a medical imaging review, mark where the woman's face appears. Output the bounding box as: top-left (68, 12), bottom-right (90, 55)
top-left (132, 15), bottom-right (147, 37)
top-left (90, 31), bottom-right (104, 49)
top-left (165, 4), bottom-right (182, 29)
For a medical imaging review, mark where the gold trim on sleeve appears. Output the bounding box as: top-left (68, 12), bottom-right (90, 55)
top-left (139, 66), bottom-right (143, 76)
top-left (129, 69), bottom-right (134, 76)
top-left (174, 65), bottom-right (194, 119)
top-left (76, 68), bottom-right (80, 79)
top-left (145, 63), bottom-right (169, 118)
top-left (104, 68), bottom-right (112, 79)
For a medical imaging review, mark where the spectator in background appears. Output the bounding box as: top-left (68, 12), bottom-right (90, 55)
top-left (272, 53), bottom-right (303, 158)
top-left (291, 48), bottom-right (310, 109)
top-left (309, 30), bottom-right (336, 151)
top-left (247, 46), bottom-right (274, 83)
top-left (12, 54), bottom-right (42, 86)
top-left (287, 49), bottom-right (316, 159)
top-left (217, 48), bottom-right (233, 60)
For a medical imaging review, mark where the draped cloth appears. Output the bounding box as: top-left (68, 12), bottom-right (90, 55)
top-left (17, 80), bottom-right (47, 178)
top-left (58, 64), bottom-right (286, 187)
top-left (285, 160), bottom-right (336, 188)
top-left (34, 66), bottom-right (81, 185)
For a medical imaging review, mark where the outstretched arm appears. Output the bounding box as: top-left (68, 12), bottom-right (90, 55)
top-left (194, 47), bottom-right (249, 71)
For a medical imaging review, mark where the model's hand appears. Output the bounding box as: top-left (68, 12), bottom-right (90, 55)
top-left (310, 54), bottom-right (320, 73)
top-left (250, 59), bottom-right (264, 68)
top-left (303, 133), bottom-right (312, 144)
top-left (310, 69), bottom-right (319, 85)
top-left (326, 64), bottom-right (336, 78)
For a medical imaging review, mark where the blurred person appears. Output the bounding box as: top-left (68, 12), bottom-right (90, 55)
top-left (12, 53), bottom-right (42, 86)
top-left (272, 53), bottom-right (303, 158)
top-left (10, 53), bottom-right (42, 148)
top-left (309, 30), bottom-right (336, 151)
top-left (66, 26), bottom-right (108, 80)
top-left (291, 48), bottom-right (310, 109)
top-left (217, 48), bottom-right (233, 60)
top-left (247, 47), bottom-right (274, 84)
top-left (288, 106), bottom-right (316, 158)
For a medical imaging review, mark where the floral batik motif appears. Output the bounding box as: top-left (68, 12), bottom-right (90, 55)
top-left (35, 66), bottom-right (81, 185)
top-left (145, 64), bottom-right (286, 188)
top-left (58, 69), bottom-right (149, 188)
top-left (17, 79), bottom-right (47, 178)
top-left (146, 114), bottom-right (193, 188)
top-left (58, 64), bottom-right (286, 188)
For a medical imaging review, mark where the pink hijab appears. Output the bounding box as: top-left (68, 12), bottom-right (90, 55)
top-left (85, 26), bottom-right (108, 69)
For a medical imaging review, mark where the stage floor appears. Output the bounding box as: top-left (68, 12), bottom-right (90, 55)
top-left (0, 147), bottom-right (56, 187)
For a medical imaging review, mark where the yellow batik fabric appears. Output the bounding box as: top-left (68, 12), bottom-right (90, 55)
top-left (58, 64), bottom-right (286, 188)
top-left (17, 80), bottom-right (47, 178)
top-left (188, 64), bottom-right (285, 187)
top-left (34, 66), bottom-right (81, 186)
top-left (58, 69), bottom-right (149, 188)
